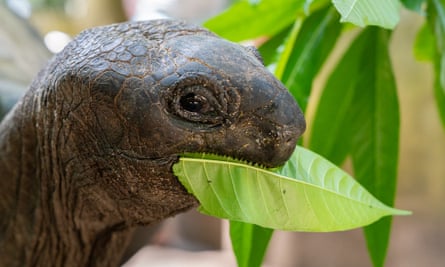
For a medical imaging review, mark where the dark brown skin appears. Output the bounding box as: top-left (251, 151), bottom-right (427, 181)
top-left (0, 20), bottom-right (305, 267)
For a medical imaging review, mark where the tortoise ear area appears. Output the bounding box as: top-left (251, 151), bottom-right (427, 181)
top-left (243, 45), bottom-right (265, 66)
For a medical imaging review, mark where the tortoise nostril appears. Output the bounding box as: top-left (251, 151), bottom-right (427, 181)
top-left (281, 124), bottom-right (303, 144)
top-left (283, 129), bottom-right (297, 143)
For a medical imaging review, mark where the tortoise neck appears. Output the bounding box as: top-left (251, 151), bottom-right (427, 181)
top-left (0, 93), bottom-right (133, 267)
top-left (0, 95), bottom-right (40, 266)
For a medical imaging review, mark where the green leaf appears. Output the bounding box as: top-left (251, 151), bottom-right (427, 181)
top-left (433, 68), bottom-right (445, 129)
top-left (173, 146), bottom-right (410, 232)
top-left (280, 6), bottom-right (342, 111)
top-left (309, 27), bottom-right (400, 267)
top-left (331, 0), bottom-right (401, 29)
top-left (304, 0), bottom-right (331, 13)
top-left (348, 28), bottom-right (400, 267)
top-left (308, 27), bottom-right (365, 165)
top-left (273, 18), bottom-right (304, 80)
top-left (427, 0), bottom-right (445, 129)
top-left (204, 0), bottom-right (306, 41)
top-left (400, 0), bottom-right (426, 12)
top-left (414, 22), bottom-right (435, 61)
top-left (257, 25), bottom-right (293, 67)
top-left (229, 221), bottom-right (273, 267)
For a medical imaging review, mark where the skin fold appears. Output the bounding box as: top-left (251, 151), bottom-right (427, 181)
top-left (0, 19), bottom-right (305, 267)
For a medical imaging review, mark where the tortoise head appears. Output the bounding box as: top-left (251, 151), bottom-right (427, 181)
top-left (78, 21), bottom-right (305, 168)
top-left (38, 20), bottom-right (305, 224)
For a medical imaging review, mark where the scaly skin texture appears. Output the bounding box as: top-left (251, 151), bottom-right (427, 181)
top-left (0, 20), bottom-right (305, 267)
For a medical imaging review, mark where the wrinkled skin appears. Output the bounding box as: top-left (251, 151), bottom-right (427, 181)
top-left (0, 20), bottom-right (305, 267)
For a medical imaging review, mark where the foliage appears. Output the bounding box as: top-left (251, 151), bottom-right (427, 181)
top-left (425, 0), bottom-right (445, 127)
top-left (203, 0), bottom-right (444, 267)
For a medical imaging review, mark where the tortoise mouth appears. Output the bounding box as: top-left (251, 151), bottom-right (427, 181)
top-left (104, 149), bottom-right (179, 166)
top-left (234, 136), bottom-right (300, 168)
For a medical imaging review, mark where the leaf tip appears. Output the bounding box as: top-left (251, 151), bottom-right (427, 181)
top-left (391, 208), bottom-right (412, 216)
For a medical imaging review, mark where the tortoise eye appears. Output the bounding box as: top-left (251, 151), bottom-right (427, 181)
top-left (162, 75), bottom-right (241, 130)
top-left (168, 84), bottom-right (223, 126)
top-left (180, 93), bottom-right (209, 113)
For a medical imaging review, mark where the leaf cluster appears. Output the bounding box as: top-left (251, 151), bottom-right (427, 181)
top-left (201, 1), bottom-right (443, 267)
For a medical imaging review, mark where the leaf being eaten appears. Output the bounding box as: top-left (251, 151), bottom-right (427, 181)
top-left (173, 146), bottom-right (410, 232)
